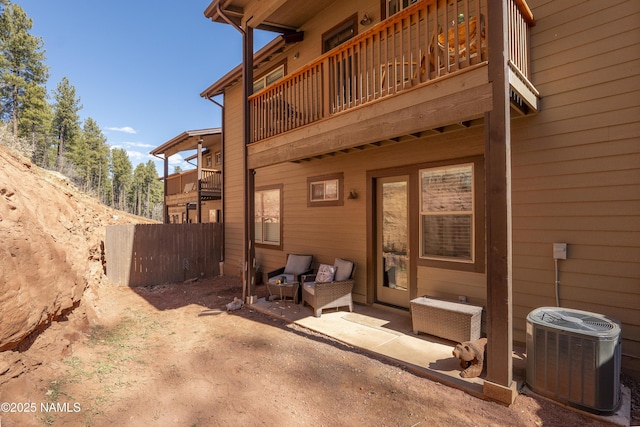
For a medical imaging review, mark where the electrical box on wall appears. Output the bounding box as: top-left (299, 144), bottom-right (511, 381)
top-left (553, 243), bottom-right (567, 260)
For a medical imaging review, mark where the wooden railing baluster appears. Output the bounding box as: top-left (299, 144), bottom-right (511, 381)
top-left (247, 0), bottom-right (533, 143)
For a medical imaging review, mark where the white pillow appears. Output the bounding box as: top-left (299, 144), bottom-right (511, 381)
top-left (315, 264), bottom-right (336, 283)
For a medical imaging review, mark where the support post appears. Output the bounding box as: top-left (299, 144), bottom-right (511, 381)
top-left (484, 0), bottom-right (516, 404)
top-left (197, 138), bottom-right (203, 224)
top-left (163, 156), bottom-right (169, 224)
top-left (243, 25), bottom-right (256, 302)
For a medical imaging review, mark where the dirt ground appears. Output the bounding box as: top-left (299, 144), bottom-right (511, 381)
top-left (1, 276), bottom-right (636, 427)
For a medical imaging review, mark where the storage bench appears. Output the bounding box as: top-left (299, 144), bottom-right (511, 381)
top-left (410, 297), bottom-right (482, 343)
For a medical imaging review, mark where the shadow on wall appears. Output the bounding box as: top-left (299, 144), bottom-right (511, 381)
top-left (104, 223), bottom-right (223, 288)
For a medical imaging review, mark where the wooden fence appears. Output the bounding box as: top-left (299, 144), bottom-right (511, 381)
top-left (105, 223), bottom-right (223, 287)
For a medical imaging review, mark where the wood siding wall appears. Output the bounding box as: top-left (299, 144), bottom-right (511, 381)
top-left (218, 0), bottom-right (639, 373)
top-left (227, 0), bottom-right (375, 278)
top-left (512, 0), bottom-right (640, 372)
top-left (105, 223), bottom-right (223, 287)
top-left (254, 131), bottom-right (485, 304)
top-left (222, 87), bottom-right (246, 277)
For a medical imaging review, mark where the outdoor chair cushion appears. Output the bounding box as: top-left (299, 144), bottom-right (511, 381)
top-left (334, 258), bottom-right (354, 281)
top-left (284, 254), bottom-right (313, 275)
top-left (302, 281), bottom-right (316, 295)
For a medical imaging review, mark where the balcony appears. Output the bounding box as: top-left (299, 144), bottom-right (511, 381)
top-left (247, 0), bottom-right (538, 168)
top-left (164, 168), bottom-right (222, 206)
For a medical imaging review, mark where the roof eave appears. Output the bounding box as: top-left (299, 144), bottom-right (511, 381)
top-left (150, 128), bottom-right (222, 156)
top-left (204, 0), bottom-right (234, 21)
top-left (200, 35), bottom-right (288, 99)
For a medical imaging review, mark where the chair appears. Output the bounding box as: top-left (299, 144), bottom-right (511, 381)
top-left (266, 254), bottom-right (313, 301)
top-left (437, 15), bottom-right (486, 67)
top-left (301, 258), bottom-right (355, 318)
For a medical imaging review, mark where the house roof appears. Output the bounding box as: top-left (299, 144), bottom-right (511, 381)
top-left (199, 35), bottom-right (288, 99)
top-left (203, 0), bottom-right (332, 33)
top-left (150, 128), bottom-right (222, 158)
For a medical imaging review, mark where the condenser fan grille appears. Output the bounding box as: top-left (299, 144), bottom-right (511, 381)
top-left (536, 310), bottom-right (616, 332)
top-left (583, 320), bottom-right (615, 330)
top-left (533, 308), bottom-right (617, 333)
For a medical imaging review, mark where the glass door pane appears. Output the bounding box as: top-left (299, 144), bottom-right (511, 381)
top-left (376, 176), bottom-right (410, 308)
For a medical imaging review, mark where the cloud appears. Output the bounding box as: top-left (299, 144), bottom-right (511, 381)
top-left (106, 126), bottom-right (137, 134)
top-left (123, 141), bottom-right (155, 149)
top-left (126, 150), bottom-right (149, 161)
top-left (168, 154), bottom-right (185, 166)
top-left (110, 141), bottom-right (154, 151)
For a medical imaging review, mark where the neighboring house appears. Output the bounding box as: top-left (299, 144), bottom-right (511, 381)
top-left (150, 128), bottom-right (223, 224)
top-left (199, 0), bottom-right (639, 402)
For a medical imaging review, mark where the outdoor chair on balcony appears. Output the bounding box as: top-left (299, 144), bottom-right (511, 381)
top-left (437, 15), bottom-right (486, 67)
top-left (301, 258), bottom-right (355, 318)
top-left (266, 254), bottom-right (313, 301)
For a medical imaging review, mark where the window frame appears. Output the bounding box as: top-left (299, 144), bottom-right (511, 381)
top-left (416, 157), bottom-right (484, 273)
top-left (321, 14), bottom-right (358, 54)
top-left (255, 185), bottom-right (283, 249)
top-left (307, 173), bottom-right (344, 207)
top-left (419, 162), bottom-right (475, 263)
top-left (253, 63), bottom-right (286, 94)
top-left (381, 0), bottom-right (419, 20)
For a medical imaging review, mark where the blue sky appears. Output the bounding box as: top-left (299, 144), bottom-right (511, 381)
top-left (21, 1), bottom-right (275, 174)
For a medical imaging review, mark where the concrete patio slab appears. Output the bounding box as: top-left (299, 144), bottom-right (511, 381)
top-left (249, 297), bottom-right (631, 426)
top-left (251, 298), bottom-right (501, 396)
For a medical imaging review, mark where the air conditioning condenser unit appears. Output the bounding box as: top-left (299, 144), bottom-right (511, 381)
top-left (526, 306), bottom-right (621, 415)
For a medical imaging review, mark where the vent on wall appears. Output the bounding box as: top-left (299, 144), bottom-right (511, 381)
top-left (526, 307), bottom-right (622, 415)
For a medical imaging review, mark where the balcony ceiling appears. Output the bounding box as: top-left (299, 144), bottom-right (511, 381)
top-left (204, 0), bottom-right (333, 32)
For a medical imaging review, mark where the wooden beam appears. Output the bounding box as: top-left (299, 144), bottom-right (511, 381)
top-left (197, 139), bottom-right (203, 224)
top-left (243, 26), bottom-right (256, 301)
top-left (483, 0), bottom-right (516, 404)
top-left (374, 139), bottom-right (398, 147)
top-left (163, 156), bottom-right (169, 223)
top-left (508, 66), bottom-right (539, 112)
top-left (243, 0), bottom-right (287, 28)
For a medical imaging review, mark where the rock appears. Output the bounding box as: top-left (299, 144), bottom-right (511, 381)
top-left (0, 145), bottom-right (154, 352)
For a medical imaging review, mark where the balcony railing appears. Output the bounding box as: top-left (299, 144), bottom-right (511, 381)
top-left (166, 169), bottom-right (222, 197)
top-left (249, 0), bottom-right (534, 143)
top-left (201, 169), bottom-right (222, 192)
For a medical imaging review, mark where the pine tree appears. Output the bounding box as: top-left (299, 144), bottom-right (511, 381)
top-left (145, 160), bottom-right (163, 219)
top-left (0, 1), bottom-right (48, 135)
top-left (51, 77), bottom-right (81, 171)
top-left (131, 163), bottom-right (146, 216)
top-left (130, 160), bottom-right (163, 217)
top-left (18, 81), bottom-right (52, 166)
top-left (73, 117), bottom-right (109, 195)
top-left (89, 120), bottom-right (111, 203)
top-left (111, 148), bottom-right (132, 211)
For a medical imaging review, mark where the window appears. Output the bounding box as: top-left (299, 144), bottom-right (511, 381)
top-left (385, 0), bottom-right (419, 18)
top-left (307, 173), bottom-right (344, 207)
top-left (420, 163), bottom-right (474, 262)
top-left (310, 180), bottom-right (338, 202)
top-left (253, 64), bottom-right (285, 93)
top-left (255, 186), bottom-right (282, 246)
top-left (322, 16), bottom-right (359, 110)
top-left (322, 14), bottom-right (357, 53)
top-left (214, 151), bottom-right (221, 166)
